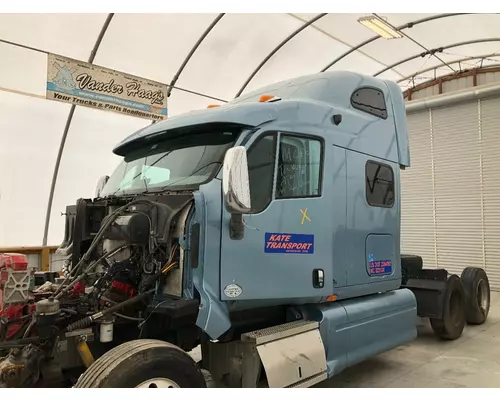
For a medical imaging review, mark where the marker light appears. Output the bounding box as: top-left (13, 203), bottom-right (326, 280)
top-left (259, 95), bottom-right (275, 102)
top-left (207, 104), bottom-right (220, 108)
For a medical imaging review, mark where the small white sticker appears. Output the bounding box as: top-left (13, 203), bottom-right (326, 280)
top-left (224, 284), bottom-right (242, 298)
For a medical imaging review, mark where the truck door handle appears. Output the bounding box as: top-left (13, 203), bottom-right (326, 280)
top-left (313, 269), bottom-right (324, 289)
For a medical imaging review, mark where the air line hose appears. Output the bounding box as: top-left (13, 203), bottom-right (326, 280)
top-left (64, 289), bottom-right (154, 333)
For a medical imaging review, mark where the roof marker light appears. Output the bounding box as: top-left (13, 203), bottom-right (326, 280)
top-left (358, 16), bottom-right (403, 39)
top-left (259, 95), bottom-right (280, 103)
top-left (207, 104), bottom-right (220, 108)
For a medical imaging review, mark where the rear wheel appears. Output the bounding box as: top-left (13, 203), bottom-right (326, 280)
top-left (74, 339), bottom-right (206, 388)
top-left (430, 274), bottom-right (466, 340)
top-left (461, 267), bottom-right (490, 325)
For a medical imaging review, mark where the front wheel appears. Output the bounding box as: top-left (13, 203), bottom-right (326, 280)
top-left (74, 339), bottom-right (206, 388)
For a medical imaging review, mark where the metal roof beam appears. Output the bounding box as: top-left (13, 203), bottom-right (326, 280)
top-left (374, 38), bottom-right (500, 77)
top-left (320, 13), bottom-right (469, 73)
top-left (167, 13), bottom-right (225, 98)
top-left (398, 52), bottom-right (500, 83)
top-left (372, 13), bottom-right (455, 73)
top-left (235, 13), bottom-right (328, 98)
top-left (42, 13), bottom-right (115, 246)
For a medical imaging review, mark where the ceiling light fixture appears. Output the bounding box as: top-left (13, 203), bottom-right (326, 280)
top-left (357, 16), bottom-right (403, 39)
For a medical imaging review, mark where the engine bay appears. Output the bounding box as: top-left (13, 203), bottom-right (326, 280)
top-left (0, 193), bottom-right (198, 387)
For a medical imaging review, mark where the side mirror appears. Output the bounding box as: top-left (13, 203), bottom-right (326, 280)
top-left (222, 146), bottom-right (251, 215)
top-left (95, 175), bottom-right (109, 198)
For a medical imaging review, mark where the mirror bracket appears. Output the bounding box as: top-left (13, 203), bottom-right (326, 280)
top-left (229, 214), bottom-right (245, 240)
top-left (95, 175), bottom-right (110, 199)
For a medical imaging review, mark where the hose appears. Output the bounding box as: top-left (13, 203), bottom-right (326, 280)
top-left (4, 314), bottom-right (32, 324)
top-left (61, 308), bottom-right (78, 316)
top-left (0, 336), bottom-right (40, 349)
top-left (113, 312), bottom-right (144, 322)
top-left (51, 199), bottom-right (156, 299)
top-left (64, 289), bottom-right (154, 333)
top-left (139, 261), bottom-right (177, 292)
top-left (54, 244), bottom-right (129, 300)
top-left (22, 314), bottom-right (36, 339)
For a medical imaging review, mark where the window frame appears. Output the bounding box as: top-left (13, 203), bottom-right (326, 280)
top-left (350, 86), bottom-right (388, 120)
top-left (274, 131), bottom-right (325, 200)
top-left (365, 160), bottom-right (395, 208)
top-left (245, 132), bottom-right (278, 214)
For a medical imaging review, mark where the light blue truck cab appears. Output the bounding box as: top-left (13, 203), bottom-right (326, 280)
top-left (4, 70), bottom-right (490, 389)
top-left (103, 70), bottom-right (417, 383)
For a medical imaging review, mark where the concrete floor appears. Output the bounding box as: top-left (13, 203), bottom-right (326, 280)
top-left (314, 292), bottom-right (500, 388)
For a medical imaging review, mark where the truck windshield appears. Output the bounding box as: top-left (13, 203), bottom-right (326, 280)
top-left (100, 129), bottom-right (240, 197)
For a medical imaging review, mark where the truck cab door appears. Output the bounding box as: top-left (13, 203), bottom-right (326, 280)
top-left (219, 131), bottom-right (346, 303)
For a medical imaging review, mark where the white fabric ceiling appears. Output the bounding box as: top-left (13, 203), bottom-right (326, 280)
top-left (1, 12), bottom-right (499, 246)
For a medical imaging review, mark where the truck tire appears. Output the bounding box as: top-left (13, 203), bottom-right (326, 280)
top-left (429, 274), bottom-right (466, 340)
top-left (460, 267), bottom-right (490, 325)
top-left (202, 369), bottom-right (217, 388)
top-left (74, 339), bottom-right (206, 388)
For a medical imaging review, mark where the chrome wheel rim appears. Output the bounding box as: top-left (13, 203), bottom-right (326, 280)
top-left (476, 278), bottom-right (489, 315)
top-left (136, 378), bottom-right (180, 388)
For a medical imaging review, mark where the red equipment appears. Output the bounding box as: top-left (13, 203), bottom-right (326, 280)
top-left (0, 253), bottom-right (33, 340)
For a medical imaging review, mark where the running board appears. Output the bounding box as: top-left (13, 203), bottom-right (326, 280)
top-left (242, 320), bottom-right (328, 388)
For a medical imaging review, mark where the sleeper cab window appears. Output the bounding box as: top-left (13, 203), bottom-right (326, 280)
top-left (366, 160), bottom-right (395, 207)
top-left (351, 87), bottom-right (388, 119)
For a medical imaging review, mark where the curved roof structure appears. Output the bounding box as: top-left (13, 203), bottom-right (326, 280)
top-left (1, 12), bottom-right (500, 246)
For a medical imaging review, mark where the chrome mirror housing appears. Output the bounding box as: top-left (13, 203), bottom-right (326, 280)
top-left (222, 146), bottom-right (251, 214)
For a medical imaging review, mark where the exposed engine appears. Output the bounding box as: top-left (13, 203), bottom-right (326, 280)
top-left (0, 194), bottom-right (196, 388)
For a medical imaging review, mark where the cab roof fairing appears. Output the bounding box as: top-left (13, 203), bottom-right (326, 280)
top-left (112, 102), bottom-right (276, 157)
top-left (113, 71), bottom-right (374, 156)
top-left (112, 71), bottom-right (408, 165)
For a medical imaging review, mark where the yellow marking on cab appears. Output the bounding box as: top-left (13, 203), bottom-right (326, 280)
top-left (300, 208), bottom-right (311, 224)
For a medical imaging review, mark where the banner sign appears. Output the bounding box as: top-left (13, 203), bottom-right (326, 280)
top-left (46, 53), bottom-right (167, 121)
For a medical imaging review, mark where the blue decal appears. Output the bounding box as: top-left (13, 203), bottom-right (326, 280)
top-left (264, 232), bottom-right (314, 254)
top-left (368, 253), bottom-right (374, 262)
top-left (369, 259), bottom-right (393, 276)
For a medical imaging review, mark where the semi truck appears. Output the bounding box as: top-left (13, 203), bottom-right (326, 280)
top-left (0, 70), bottom-right (491, 388)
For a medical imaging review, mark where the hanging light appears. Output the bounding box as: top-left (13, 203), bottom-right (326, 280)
top-left (358, 15), bottom-right (403, 39)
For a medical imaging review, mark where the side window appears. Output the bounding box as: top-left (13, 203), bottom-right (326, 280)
top-left (247, 134), bottom-right (277, 213)
top-left (366, 160), bottom-right (394, 207)
top-left (276, 134), bottom-right (322, 199)
top-left (351, 87), bottom-right (388, 119)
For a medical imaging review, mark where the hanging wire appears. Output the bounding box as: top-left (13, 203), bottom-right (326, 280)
top-left (0, 37), bottom-right (228, 104)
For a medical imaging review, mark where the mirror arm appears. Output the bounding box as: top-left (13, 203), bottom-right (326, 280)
top-left (229, 214), bottom-right (245, 240)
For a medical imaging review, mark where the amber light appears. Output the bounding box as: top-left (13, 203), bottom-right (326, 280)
top-left (259, 95), bottom-right (275, 102)
top-left (207, 104), bottom-right (220, 108)
top-left (326, 294), bottom-right (337, 302)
